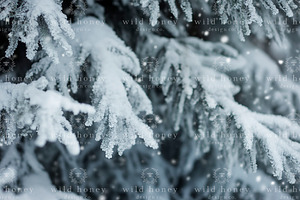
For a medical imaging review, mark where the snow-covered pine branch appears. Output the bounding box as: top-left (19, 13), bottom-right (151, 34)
top-left (126, 0), bottom-right (192, 26)
top-left (71, 17), bottom-right (158, 158)
top-left (137, 34), bottom-right (300, 183)
top-left (0, 77), bottom-right (94, 155)
top-left (213, 0), bottom-right (298, 42)
top-left (237, 49), bottom-right (300, 117)
top-left (0, 142), bottom-right (85, 200)
top-left (25, 48), bottom-right (81, 96)
top-left (27, 17), bottom-right (158, 158)
top-left (0, 0), bottom-right (74, 63)
top-left (124, 0), bottom-right (298, 42)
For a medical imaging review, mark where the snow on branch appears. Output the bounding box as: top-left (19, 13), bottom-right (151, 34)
top-left (137, 34), bottom-right (300, 183)
top-left (28, 17), bottom-right (158, 158)
top-left (0, 143), bottom-right (85, 200)
top-left (74, 17), bottom-right (158, 158)
top-left (25, 48), bottom-right (81, 96)
top-left (240, 49), bottom-right (300, 116)
top-left (0, 0), bottom-right (74, 63)
top-left (0, 77), bottom-right (94, 155)
top-left (213, 0), bottom-right (298, 41)
top-left (132, 0), bottom-right (192, 26)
